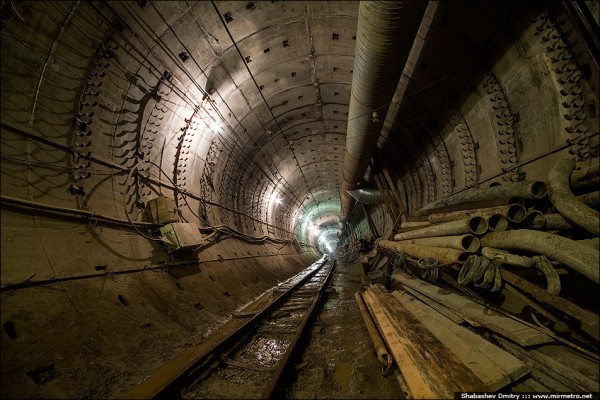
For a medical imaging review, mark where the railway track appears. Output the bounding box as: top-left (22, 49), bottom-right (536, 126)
top-left (125, 256), bottom-right (335, 399)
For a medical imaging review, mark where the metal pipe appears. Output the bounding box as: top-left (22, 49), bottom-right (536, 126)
top-left (393, 217), bottom-right (487, 241)
top-left (548, 158), bottom-right (599, 235)
top-left (570, 165), bottom-right (599, 189)
top-left (415, 198), bottom-right (522, 217)
top-left (398, 235), bottom-right (480, 253)
top-left (543, 213), bottom-right (576, 230)
top-left (506, 204), bottom-right (528, 223)
top-left (341, 1), bottom-right (428, 218)
top-left (485, 214), bottom-right (508, 232)
top-left (577, 237), bottom-right (599, 250)
top-left (481, 247), bottom-right (533, 268)
top-left (417, 180), bottom-right (547, 214)
top-left (354, 292), bottom-right (392, 369)
top-left (524, 210), bottom-right (546, 229)
top-left (578, 191), bottom-right (600, 208)
top-left (399, 221), bottom-right (431, 229)
top-left (347, 188), bottom-right (383, 205)
top-left (427, 205), bottom-right (521, 224)
top-left (1, 194), bottom-right (156, 227)
top-left (532, 255), bottom-right (561, 295)
top-left (376, 239), bottom-right (468, 265)
top-left (481, 230), bottom-right (600, 284)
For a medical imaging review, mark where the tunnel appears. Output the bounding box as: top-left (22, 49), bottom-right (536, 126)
top-left (1, 1), bottom-right (599, 398)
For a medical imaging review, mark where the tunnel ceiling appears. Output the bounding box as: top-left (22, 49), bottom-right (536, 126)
top-left (109, 0), bottom-right (357, 246)
top-left (1, 0), bottom-right (596, 252)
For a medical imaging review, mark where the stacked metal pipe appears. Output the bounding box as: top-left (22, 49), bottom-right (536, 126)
top-left (376, 159), bottom-right (599, 292)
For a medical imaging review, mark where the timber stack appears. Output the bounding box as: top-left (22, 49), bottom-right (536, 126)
top-left (355, 159), bottom-right (599, 397)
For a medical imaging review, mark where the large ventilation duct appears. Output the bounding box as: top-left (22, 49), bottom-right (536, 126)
top-left (347, 188), bottom-right (383, 205)
top-left (340, 1), bottom-right (429, 219)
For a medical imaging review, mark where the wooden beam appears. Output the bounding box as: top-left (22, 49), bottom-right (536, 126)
top-left (392, 289), bottom-right (530, 391)
top-left (394, 272), bottom-right (554, 346)
top-left (501, 269), bottom-right (599, 335)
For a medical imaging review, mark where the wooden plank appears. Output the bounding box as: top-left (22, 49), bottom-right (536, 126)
top-left (366, 287), bottom-right (485, 395)
top-left (392, 289), bottom-right (530, 391)
top-left (394, 272), bottom-right (553, 346)
top-left (402, 286), bottom-right (465, 325)
top-left (501, 269), bottom-right (599, 334)
top-left (493, 336), bottom-right (592, 392)
top-left (494, 336), bottom-right (599, 392)
top-left (382, 167), bottom-right (407, 217)
top-left (373, 172), bottom-right (397, 221)
top-left (361, 290), bottom-right (440, 399)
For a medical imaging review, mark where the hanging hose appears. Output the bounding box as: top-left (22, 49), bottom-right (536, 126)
top-left (417, 257), bottom-right (439, 282)
top-left (389, 252), bottom-right (407, 269)
top-left (458, 255), bottom-right (503, 292)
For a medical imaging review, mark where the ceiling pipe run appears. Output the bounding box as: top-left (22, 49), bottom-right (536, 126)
top-left (346, 188), bottom-right (384, 205)
top-left (341, 1), bottom-right (429, 219)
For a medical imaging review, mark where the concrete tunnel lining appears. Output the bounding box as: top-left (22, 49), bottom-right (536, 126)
top-left (0, 0), bottom-right (599, 398)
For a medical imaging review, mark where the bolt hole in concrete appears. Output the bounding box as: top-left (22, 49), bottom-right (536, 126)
top-left (27, 365), bottom-right (56, 385)
top-left (117, 294), bottom-right (129, 307)
top-left (3, 321), bottom-right (18, 340)
top-left (194, 303), bottom-right (204, 311)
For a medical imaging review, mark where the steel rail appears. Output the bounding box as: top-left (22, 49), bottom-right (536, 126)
top-left (260, 259), bottom-right (336, 399)
top-left (124, 257), bottom-right (330, 399)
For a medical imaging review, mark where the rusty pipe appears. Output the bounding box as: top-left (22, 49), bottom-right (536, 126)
top-left (393, 216), bottom-right (487, 241)
top-left (377, 239), bottom-right (468, 264)
top-left (426, 204), bottom-right (524, 224)
top-left (399, 220), bottom-right (431, 229)
top-left (481, 247), bottom-right (533, 268)
top-left (548, 158), bottom-right (599, 235)
top-left (415, 198), bottom-right (524, 217)
top-left (485, 214), bottom-right (508, 232)
top-left (341, 1), bottom-right (428, 218)
top-left (417, 180), bottom-right (547, 214)
top-left (543, 213), bottom-right (576, 230)
top-left (578, 191), bottom-right (599, 208)
top-left (398, 234), bottom-right (480, 252)
top-left (570, 164), bottom-right (599, 189)
top-left (355, 291), bottom-right (392, 369)
top-left (506, 204), bottom-right (528, 223)
top-left (524, 210), bottom-right (546, 229)
top-left (481, 230), bottom-right (599, 284)
top-left (532, 255), bottom-right (561, 295)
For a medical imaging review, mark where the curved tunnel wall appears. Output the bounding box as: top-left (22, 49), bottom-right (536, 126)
top-left (0, 1), bottom-right (598, 398)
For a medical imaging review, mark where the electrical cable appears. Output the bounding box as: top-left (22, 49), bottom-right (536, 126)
top-left (118, 1), bottom-right (304, 209)
top-left (209, 0), bottom-right (317, 208)
top-left (122, 161), bottom-right (164, 242)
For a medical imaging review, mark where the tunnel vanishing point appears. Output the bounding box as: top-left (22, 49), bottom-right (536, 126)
top-left (1, 1), bottom-right (599, 399)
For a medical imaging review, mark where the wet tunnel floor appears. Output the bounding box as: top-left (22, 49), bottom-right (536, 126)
top-left (285, 259), bottom-right (403, 399)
